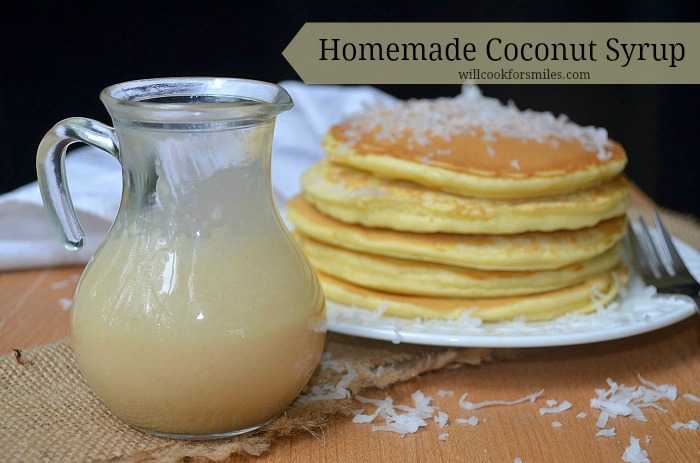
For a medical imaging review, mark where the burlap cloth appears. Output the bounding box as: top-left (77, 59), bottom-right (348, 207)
top-left (1, 334), bottom-right (503, 463)
top-left (1, 206), bottom-right (697, 463)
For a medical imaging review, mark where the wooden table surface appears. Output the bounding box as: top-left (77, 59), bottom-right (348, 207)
top-left (2, 188), bottom-right (699, 463)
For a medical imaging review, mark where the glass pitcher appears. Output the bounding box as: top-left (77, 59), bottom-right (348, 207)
top-left (36, 78), bottom-right (326, 439)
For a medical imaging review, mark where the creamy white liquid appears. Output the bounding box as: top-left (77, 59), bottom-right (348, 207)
top-left (71, 157), bottom-right (326, 436)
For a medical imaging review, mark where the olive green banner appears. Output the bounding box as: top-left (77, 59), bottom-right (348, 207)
top-left (282, 23), bottom-right (698, 84)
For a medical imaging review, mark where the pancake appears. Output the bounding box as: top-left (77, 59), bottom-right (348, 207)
top-left (295, 231), bottom-right (623, 298)
top-left (287, 195), bottom-right (627, 270)
top-left (319, 264), bottom-right (628, 322)
top-left (324, 86), bottom-right (627, 199)
top-left (301, 159), bottom-right (630, 235)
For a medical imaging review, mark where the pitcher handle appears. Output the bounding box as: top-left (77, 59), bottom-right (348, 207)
top-left (36, 117), bottom-right (119, 250)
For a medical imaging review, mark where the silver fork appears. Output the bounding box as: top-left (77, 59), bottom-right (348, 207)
top-left (627, 212), bottom-right (700, 313)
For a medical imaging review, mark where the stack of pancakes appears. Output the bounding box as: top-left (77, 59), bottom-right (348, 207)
top-left (288, 87), bottom-right (630, 322)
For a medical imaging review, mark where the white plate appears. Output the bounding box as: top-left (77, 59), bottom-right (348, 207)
top-left (326, 238), bottom-right (700, 348)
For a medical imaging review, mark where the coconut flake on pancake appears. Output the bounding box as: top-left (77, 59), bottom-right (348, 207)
top-left (325, 86), bottom-right (627, 199)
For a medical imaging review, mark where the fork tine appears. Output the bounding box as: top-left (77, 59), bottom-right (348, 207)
top-left (627, 221), bottom-right (658, 280)
top-left (652, 211), bottom-right (693, 277)
top-left (637, 217), bottom-right (664, 279)
top-left (628, 212), bottom-right (700, 312)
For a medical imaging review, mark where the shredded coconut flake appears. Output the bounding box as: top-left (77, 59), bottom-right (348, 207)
top-left (50, 280), bottom-right (70, 289)
top-left (576, 412), bottom-right (588, 419)
top-left (339, 85), bottom-right (613, 157)
top-left (299, 364), bottom-right (357, 403)
top-left (595, 427), bottom-right (616, 437)
top-left (352, 389), bottom-right (436, 436)
top-left (459, 389), bottom-right (544, 410)
top-left (637, 374), bottom-right (677, 400)
top-left (683, 393), bottom-right (700, 402)
top-left (437, 390), bottom-right (454, 398)
top-left (438, 432), bottom-right (449, 441)
top-left (510, 159), bottom-right (521, 170)
top-left (590, 375), bottom-right (677, 425)
top-left (372, 365), bottom-right (387, 378)
top-left (456, 416), bottom-right (479, 426)
top-left (320, 359), bottom-right (346, 373)
top-left (597, 149), bottom-right (613, 161)
top-left (551, 421), bottom-right (563, 428)
top-left (514, 458), bottom-right (523, 463)
top-left (58, 297), bottom-right (72, 311)
top-left (622, 436), bottom-right (650, 463)
top-left (539, 400), bottom-right (571, 415)
top-left (596, 411), bottom-right (610, 429)
top-left (672, 419), bottom-right (699, 430)
top-left (434, 411), bottom-right (449, 428)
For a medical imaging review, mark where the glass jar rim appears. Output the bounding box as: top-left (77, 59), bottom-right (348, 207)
top-left (100, 77), bottom-right (293, 124)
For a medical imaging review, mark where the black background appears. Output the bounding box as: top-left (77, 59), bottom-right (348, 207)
top-left (1, 1), bottom-right (698, 215)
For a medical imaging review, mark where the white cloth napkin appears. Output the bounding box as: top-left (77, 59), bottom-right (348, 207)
top-left (0, 81), bottom-right (397, 271)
